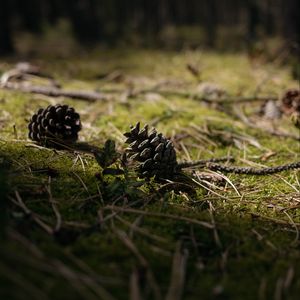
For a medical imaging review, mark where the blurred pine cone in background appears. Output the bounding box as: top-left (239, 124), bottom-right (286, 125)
top-left (280, 89), bottom-right (300, 129)
top-left (124, 122), bottom-right (178, 180)
top-left (28, 104), bottom-right (81, 147)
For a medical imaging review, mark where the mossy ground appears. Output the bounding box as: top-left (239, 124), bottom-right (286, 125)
top-left (0, 49), bottom-right (299, 300)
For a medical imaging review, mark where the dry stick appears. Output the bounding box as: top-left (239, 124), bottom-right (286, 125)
top-left (1, 67), bottom-right (277, 104)
top-left (1, 82), bottom-right (110, 102)
top-left (165, 242), bottom-right (189, 300)
top-left (2, 79), bottom-right (278, 105)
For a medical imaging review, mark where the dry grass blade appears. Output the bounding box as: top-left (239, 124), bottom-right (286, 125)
top-left (0, 262), bottom-right (50, 300)
top-left (46, 177), bottom-right (62, 232)
top-left (113, 228), bottom-right (162, 300)
top-left (283, 211), bottom-right (299, 246)
top-left (105, 206), bottom-right (215, 229)
top-left (130, 267), bottom-right (143, 300)
top-left (191, 177), bottom-right (230, 201)
top-left (8, 230), bottom-right (118, 298)
top-left (165, 241), bottom-right (189, 300)
top-left (115, 215), bottom-right (168, 244)
top-left (251, 213), bottom-right (300, 227)
top-left (208, 201), bottom-right (222, 248)
top-left (11, 191), bottom-right (54, 235)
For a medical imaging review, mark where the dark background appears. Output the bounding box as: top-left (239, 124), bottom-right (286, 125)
top-left (0, 0), bottom-right (299, 55)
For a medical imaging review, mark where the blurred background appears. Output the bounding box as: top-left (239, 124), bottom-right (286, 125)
top-left (0, 0), bottom-right (299, 59)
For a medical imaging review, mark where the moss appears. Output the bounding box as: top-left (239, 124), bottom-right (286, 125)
top-left (0, 49), bottom-right (299, 299)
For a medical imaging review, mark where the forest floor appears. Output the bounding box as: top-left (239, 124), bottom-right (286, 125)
top-left (0, 49), bottom-right (300, 300)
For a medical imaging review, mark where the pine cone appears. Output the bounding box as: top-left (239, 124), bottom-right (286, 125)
top-left (28, 104), bottom-right (81, 147)
top-left (280, 89), bottom-right (300, 129)
top-left (124, 122), bottom-right (178, 180)
top-left (281, 89), bottom-right (300, 115)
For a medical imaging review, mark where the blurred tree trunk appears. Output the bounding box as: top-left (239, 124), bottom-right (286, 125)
top-left (68, 0), bottom-right (103, 44)
top-left (203, 0), bottom-right (217, 47)
top-left (0, 0), bottom-right (14, 55)
top-left (263, 0), bottom-right (274, 35)
top-left (247, 0), bottom-right (259, 43)
top-left (282, 0), bottom-right (300, 54)
top-left (16, 0), bottom-right (44, 33)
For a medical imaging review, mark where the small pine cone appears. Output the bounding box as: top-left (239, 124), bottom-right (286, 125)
top-left (124, 122), bottom-right (178, 180)
top-left (28, 104), bottom-right (81, 147)
top-left (281, 89), bottom-right (300, 115)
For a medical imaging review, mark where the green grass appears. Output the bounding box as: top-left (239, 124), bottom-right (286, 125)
top-left (0, 49), bottom-right (299, 300)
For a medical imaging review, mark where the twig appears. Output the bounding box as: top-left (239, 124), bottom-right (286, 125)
top-left (205, 161), bottom-right (300, 175)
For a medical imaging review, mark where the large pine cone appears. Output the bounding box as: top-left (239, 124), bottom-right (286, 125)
top-left (281, 89), bottom-right (300, 129)
top-left (124, 122), bottom-right (178, 180)
top-left (28, 104), bottom-right (81, 146)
